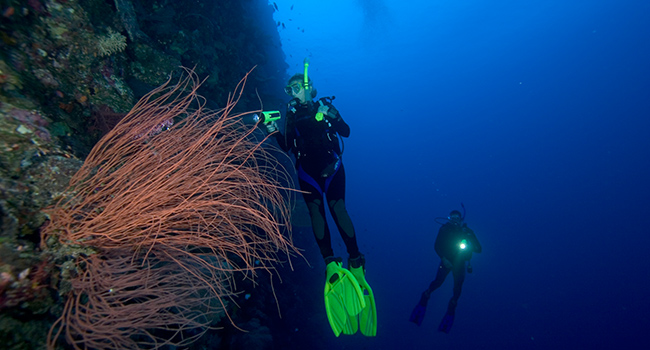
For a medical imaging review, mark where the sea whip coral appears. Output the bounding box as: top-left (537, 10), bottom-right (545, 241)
top-left (42, 68), bottom-right (297, 349)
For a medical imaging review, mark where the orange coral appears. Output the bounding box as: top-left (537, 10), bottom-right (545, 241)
top-left (43, 68), bottom-right (298, 349)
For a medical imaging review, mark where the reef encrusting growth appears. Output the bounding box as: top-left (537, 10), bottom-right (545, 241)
top-left (0, 0), bottom-right (290, 348)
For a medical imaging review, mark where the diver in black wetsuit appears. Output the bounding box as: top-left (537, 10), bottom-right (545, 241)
top-left (409, 209), bottom-right (482, 333)
top-left (263, 67), bottom-right (377, 337)
top-left (265, 73), bottom-right (362, 266)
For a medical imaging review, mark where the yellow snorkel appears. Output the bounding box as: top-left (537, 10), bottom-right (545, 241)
top-left (305, 58), bottom-right (325, 122)
top-left (303, 57), bottom-right (310, 93)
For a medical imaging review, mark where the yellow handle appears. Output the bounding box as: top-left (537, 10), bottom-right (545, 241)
top-left (315, 100), bottom-right (324, 121)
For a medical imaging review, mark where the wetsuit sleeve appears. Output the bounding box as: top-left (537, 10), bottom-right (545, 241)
top-left (273, 109), bottom-right (295, 153)
top-left (327, 103), bottom-right (350, 137)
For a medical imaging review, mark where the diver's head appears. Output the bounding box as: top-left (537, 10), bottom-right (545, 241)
top-left (285, 74), bottom-right (316, 104)
top-left (448, 210), bottom-right (462, 225)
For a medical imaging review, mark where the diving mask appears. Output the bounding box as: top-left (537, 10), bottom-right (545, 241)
top-left (284, 82), bottom-right (303, 96)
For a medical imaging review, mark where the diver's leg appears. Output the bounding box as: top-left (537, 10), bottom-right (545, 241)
top-left (436, 262), bottom-right (466, 333)
top-left (325, 165), bottom-right (361, 259)
top-left (299, 178), bottom-right (333, 260)
top-left (447, 262), bottom-right (467, 315)
top-left (423, 262), bottom-right (451, 303)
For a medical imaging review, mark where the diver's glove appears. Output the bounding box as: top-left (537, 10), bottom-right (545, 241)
top-left (315, 100), bottom-right (329, 121)
top-left (265, 121), bottom-right (278, 134)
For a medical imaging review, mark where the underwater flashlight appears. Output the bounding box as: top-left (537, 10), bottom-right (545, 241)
top-left (252, 111), bottom-right (281, 124)
top-left (459, 239), bottom-right (468, 250)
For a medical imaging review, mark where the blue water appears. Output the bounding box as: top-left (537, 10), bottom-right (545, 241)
top-left (269, 1), bottom-right (650, 348)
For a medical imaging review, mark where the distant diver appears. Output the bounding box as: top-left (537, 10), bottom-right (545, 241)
top-left (410, 206), bottom-right (482, 333)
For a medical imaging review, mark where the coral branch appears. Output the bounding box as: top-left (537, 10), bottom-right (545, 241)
top-left (42, 68), bottom-right (297, 349)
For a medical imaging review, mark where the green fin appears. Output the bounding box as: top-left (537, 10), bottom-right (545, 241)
top-left (324, 260), bottom-right (365, 337)
top-left (349, 265), bottom-right (377, 337)
top-left (342, 305), bottom-right (359, 335)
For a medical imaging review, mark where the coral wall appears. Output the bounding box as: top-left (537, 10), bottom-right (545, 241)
top-left (0, 1), bottom-right (289, 348)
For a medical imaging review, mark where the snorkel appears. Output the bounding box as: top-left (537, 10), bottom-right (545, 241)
top-left (303, 57), bottom-right (310, 97)
top-left (305, 58), bottom-right (326, 122)
top-left (460, 202), bottom-right (466, 221)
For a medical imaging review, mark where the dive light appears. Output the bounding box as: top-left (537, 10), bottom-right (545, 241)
top-left (253, 111), bottom-right (281, 124)
top-left (459, 239), bottom-right (468, 250)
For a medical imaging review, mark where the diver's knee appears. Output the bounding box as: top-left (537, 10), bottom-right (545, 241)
top-left (307, 199), bottom-right (322, 210)
top-left (329, 199), bottom-right (348, 216)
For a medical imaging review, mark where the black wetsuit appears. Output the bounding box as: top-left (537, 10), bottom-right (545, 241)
top-left (274, 97), bottom-right (360, 261)
top-left (425, 222), bottom-right (482, 315)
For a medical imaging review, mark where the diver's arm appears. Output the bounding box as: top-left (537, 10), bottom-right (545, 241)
top-left (465, 226), bottom-right (482, 253)
top-left (326, 103), bottom-right (350, 137)
top-left (273, 110), bottom-right (295, 153)
top-left (434, 227), bottom-right (445, 259)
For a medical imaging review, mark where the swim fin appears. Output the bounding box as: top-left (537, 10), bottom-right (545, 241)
top-left (438, 311), bottom-right (455, 333)
top-left (348, 263), bottom-right (377, 337)
top-left (409, 292), bottom-right (429, 326)
top-left (324, 259), bottom-right (365, 337)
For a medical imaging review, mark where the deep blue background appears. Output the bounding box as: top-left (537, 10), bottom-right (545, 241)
top-left (269, 1), bottom-right (650, 348)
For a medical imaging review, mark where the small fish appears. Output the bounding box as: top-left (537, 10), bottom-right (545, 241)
top-left (277, 21), bottom-right (280, 27)
top-left (273, 2), bottom-right (278, 11)
top-left (291, 5), bottom-right (294, 10)
top-left (282, 22), bottom-right (286, 29)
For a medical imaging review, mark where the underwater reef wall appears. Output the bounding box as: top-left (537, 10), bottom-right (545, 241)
top-left (0, 0), bottom-right (290, 348)
top-left (42, 70), bottom-right (296, 349)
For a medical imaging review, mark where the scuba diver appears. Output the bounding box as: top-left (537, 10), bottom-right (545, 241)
top-left (409, 207), bottom-right (482, 333)
top-left (262, 59), bottom-right (376, 337)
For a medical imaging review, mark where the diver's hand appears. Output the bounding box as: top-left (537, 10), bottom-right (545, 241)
top-left (442, 257), bottom-right (453, 269)
top-left (265, 121), bottom-right (278, 134)
top-left (317, 100), bottom-right (329, 116)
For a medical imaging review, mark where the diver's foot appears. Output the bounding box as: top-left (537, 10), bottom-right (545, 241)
top-left (438, 312), bottom-right (455, 333)
top-left (324, 258), bottom-right (365, 337)
top-left (409, 301), bottom-right (427, 326)
top-left (324, 256), bottom-right (342, 266)
top-left (348, 253), bottom-right (366, 270)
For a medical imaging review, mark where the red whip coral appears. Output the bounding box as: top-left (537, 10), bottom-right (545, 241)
top-left (42, 68), bottom-right (297, 349)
